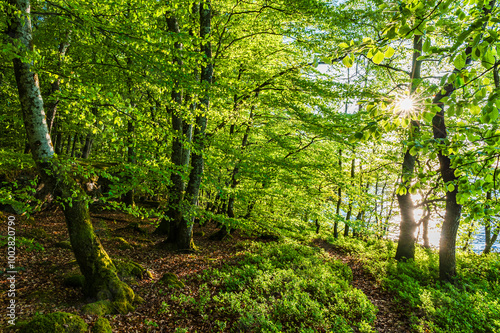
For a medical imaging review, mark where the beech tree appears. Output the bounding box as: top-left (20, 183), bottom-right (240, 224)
top-left (4, 0), bottom-right (136, 312)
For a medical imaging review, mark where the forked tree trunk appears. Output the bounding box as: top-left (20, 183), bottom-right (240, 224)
top-left (163, 1), bottom-right (212, 251)
top-left (6, 0), bottom-right (135, 311)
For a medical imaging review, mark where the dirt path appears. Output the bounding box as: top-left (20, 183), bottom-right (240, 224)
top-left (312, 239), bottom-right (413, 333)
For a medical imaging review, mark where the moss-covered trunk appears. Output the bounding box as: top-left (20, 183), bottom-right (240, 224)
top-left (6, 0), bottom-right (134, 312)
top-left (59, 178), bottom-right (134, 310)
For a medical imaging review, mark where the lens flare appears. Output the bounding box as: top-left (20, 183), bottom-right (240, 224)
top-left (398, 97), bottom-right (414, 112)
top-left (393, 93), bottom-right (420, 118)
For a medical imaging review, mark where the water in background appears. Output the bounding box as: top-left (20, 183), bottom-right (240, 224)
top-left (388, 216), bottom-right (499, 254)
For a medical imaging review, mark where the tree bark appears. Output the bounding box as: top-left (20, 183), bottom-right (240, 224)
top-left (70, 133), bottom-right (78, 157)
top-left (156, 13), bottom-right (187, 235)
top-left (124, 119), bottom-right (136, 206)
top-left (164, 1), bottom-right (212, 251)
top-left (432, 79), bottom-right (463, 281)
top-left (45, 31), bottom-right (71, 136)
top-left (344, 157), bottom-right (355, 237)
top-left (395, 34), bottom-right (422, 261)
top-left (421, 205), bottom-right (431, 249)
top-left (334, 149), bottom-right (342, 238)
top-left (6, 0), bottom-right (135, 311)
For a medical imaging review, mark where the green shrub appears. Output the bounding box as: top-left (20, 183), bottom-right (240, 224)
top-left (208, 240), bottom-right (376, 332)
top-left (327, 236), bottom-right (500, 333)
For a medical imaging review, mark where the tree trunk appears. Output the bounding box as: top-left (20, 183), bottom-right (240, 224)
top-left (395, 34), bottom-right (422, 261)
top-left (81, 133), bottom-right (93, 159)
top-left (155, 13), bottom-right (187, 235)
top-left (163, 1), bottom-right (212, 251)
top-left (344, 157), bottom-right (355, 237)
top-left (384, 185), bottom-right (397, 236)
top-left (422, 205), bottom-right (431, 249)
top-left (124, 119), bottom-right (136, 207)
top-left (70, 133), bottom-right (78, 157)
top-left (65, 134), bottom-right (72, 155)
top-left (55, 130), bottom-right (63, 154)
top-left (483, 190), bottom-right (499, 254)
top-left (433, 0), bottom-right (496, 282)
top-left (334, 149), bottom-right (341, 239)
top-left (433, 83), bottom-right (462, 281)
top-left (6, 0), bottom-right (134, 311)
top-left (484, 64), bottom-right (499, 254)
top-left (45, 31), bottom-right (71, 136)
top-left (378, 181), bottom-right (387, 237)
top-left (214, 101), bottom-right (255, 239)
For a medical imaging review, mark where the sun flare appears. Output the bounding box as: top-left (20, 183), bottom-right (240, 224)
top-left (398, 97), bottom-right (414, 112)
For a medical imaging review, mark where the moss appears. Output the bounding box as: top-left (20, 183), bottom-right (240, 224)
top-left (111, 300), bottom-right (134, 314)
top-left (159, 272), bottom-right (185, 289)
top-left (82, 280), bottom-right (137, 315)
top-left (55, 240), bottom-right (72, 250)
top-left (113, 259), bottom-right (151, 279)
top-left (92, 317), bottom-right (112, 333)
top-left (134, 295), bottom-right (145, 304)
top-left (63, 274), bottom-right (85, 288)
top-left (113, 237), bottom-right (133, 250)
top-left (81, 300), bottom-right (111, 316)
top-left (20, 312), bottom-right (88, 333)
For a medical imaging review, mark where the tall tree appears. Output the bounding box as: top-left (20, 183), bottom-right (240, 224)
top-left (395, 34), bottom-right (423, 261)
top-left (5, 0), bottom-right (135, 311)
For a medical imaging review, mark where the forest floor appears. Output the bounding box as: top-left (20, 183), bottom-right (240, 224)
top-left (1, 208), bottom-right (414, 332)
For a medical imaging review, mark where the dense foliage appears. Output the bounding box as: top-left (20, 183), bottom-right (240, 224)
top-left (1, 0), bottom-right (499, 331)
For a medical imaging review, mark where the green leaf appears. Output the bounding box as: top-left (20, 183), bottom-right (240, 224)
top-left (339, 42), bottom-right (349, 49)
top-left (423, 38), bottom-right (431, 53)
top-left (470, 105), bottom-right (481, 115)
top-left (342, 56), bottom-right (353, 68)
top-left (384, 47), bottom-right (395, 58)
top-left (447, 183), bottom-right (455, 192)
top-left (372, 51), bottom-right (384, 64)
top-left (453, 52), bottom-right (465, 69)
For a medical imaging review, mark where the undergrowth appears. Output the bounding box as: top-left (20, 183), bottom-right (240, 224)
top-left (326, 235), bottom-right (500, 333)
top-left (203, 240), bottom-right (377, 332)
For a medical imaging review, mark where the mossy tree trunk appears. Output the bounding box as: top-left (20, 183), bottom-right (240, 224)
top-left (6, 0), bottom-right (134, 311)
